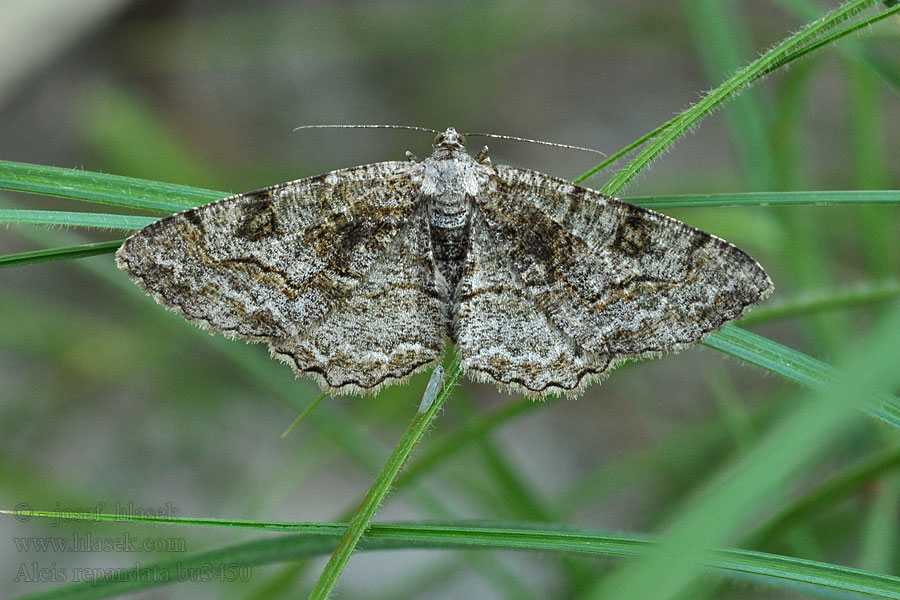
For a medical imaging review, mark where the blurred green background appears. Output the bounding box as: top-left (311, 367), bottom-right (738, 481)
top-left (1, 1), bottom-right (898, 598)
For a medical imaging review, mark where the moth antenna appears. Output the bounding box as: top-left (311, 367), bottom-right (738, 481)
top-left (293, 124), bottom-right (441, 135)
top-left (463, 132), bottom-right (608, 157)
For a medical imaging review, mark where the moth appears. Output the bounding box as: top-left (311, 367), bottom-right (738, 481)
top-left (116, 128), bottom-right (772, 397)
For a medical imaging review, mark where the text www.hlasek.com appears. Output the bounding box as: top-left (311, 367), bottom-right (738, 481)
top-left (14, 532), bottom-right (186, 553)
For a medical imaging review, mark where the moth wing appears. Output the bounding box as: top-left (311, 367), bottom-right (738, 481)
top-left (452, 210), bottom-right (611, 397)
top-left (117, 162), bottom-right (445, 393)
top-left (269, 207), bottom-right (446, 395)
top-left (470, 165), bottom-right (772, 361)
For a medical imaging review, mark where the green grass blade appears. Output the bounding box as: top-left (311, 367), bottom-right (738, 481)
top-left (574, 0), bottom-right (898, 186)
top-left (776, 0), bottom-right (900, 94)
top-left (573, 123), bottom-right (667, 184)
top-left (7, 176), bottom-right (899, 234)
top-left (590, 299), bottom-right (900, 600)
top-left (737, 280), bottom-right (900, 326)
top-left (704, 325), bottom-right (900, 427)
top-left (575, 2), bottom-right (900, 185)
top-left (600, 0), bottom-right (890, 194)
top-left (2, 164), bottom-right (896, 236)
top-left (0, 209), bottom-right (156, 230)
top-left (0, 240), bottom-right (123, 268)
top-left (0, 159), bottom-right (223, 213)
top-left (307, 363), bottom-right (463, 600)
top-left (8, 511), bottom-right (900, 600)
top-left (761, 3), bottom-right (900, 87)
top-left (632, 190), bottom-right (900, 209)
top-left (705, 325), bottom-right (832, 389)
top-left (395, 395), bottom-right (551, 491)
top-left (281, 391), bottom-right (328, 438)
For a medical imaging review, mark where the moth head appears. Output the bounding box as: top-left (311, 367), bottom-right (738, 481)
top-left (434, 128), bottom-right (466, 150)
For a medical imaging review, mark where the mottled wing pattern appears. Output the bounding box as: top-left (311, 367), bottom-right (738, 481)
top-left (269, 206), bottom-right (446, 393)
top-left (465, 165), bottom-right (772, 391)
top-left (116, 162), bottom-right (445, 394)
top-left (453, 210), bottom-right (611, 396)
